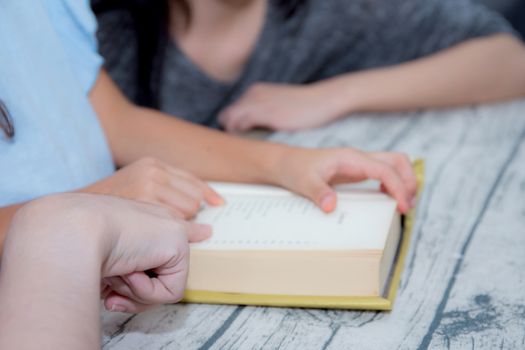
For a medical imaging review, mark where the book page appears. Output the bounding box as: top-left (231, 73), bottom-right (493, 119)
top-left (192, 183), bottom-right (397, 251)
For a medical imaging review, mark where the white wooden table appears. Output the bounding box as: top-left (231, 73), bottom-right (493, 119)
top-left (102, 100), bottom-right (525, 350)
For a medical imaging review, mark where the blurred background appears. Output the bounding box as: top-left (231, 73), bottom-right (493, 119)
top-left (479, 0), bottom-right (525, 36)
top-left (90, 0), bottom-right (524, 38)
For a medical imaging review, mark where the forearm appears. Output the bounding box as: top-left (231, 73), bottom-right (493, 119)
top-left (117, 107), bottom-right (290, 182)
top-left (320, 34), bottom-right (525, 118)
top-left (88, 70), bottom-right (417, 212)
top-left (0, 203), bottom-right (24, 254)
top-left (0, 200), bottom-right (104, 350)
top-left (91, 71), bottom-right (292, 183)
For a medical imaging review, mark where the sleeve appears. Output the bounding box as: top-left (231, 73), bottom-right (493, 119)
top-left (320, 0), bottom-right (519, 75)
top-left (95, 9), bottom-right (141, 102)
top-left (44, 0), bottom-right (103, 94)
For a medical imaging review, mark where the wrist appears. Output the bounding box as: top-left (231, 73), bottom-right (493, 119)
top-left (0, 195), bottom-right (107, 349)
top-left (257, 143), bottom-right (298, 186)
top-left (6, 195), bottom-right (109, 267)
top-left (266, 146), bottom-right (305, 190)
top-left (312, 75), bottom-right (365, 118)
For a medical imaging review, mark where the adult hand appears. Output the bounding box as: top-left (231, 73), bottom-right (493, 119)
top-left (82, 157), bottom-right (224, 219)
top-left (218, 83), bottom-right (341, 132)
top-left (274, 148), bottom-right (418, 214)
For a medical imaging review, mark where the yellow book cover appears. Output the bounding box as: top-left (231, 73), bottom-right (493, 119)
top-left (183, 160), bottom-right (425, 310)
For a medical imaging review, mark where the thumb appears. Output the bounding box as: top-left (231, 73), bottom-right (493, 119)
top-left (303, 176), bottom-right (337, 213)
top-left (185, 222), bottom-right (213, 243)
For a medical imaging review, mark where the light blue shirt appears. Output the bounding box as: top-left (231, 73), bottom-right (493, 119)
top-left (0, 0), bottom-right (114, 206)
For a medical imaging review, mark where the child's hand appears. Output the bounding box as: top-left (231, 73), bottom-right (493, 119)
top-left (218, 83), bottom-right (340, 132)
top-left (5, 194), bottom-right (212, 315)
top-left (93, 196), bottom-right (212, 313)
top-left (274, 148), bottom-right (417, 214)
top-left (82, 157), bottom-right (224, 219)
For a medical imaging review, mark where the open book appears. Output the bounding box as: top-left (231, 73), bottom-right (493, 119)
top-left (184, 160), bottom-right (424, 310)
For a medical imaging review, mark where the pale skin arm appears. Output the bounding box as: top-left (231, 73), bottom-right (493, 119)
top-left (0, 194), bottom-right (211, 349)
top-left (0, 70), bottom-right (418, 250)
top-left (90, 71), bottom-right (292, 183)
top-left (327, 35), bottom-right (525, 115)
top-left (0, 161), bottom-right (222, 254)
top-left (220, 34), bottom-right (525, 132)
top-left (89, 70), bottom-right (417, 212)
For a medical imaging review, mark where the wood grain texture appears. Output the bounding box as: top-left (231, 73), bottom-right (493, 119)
top-left (102, 100), bottom-right (525, 350)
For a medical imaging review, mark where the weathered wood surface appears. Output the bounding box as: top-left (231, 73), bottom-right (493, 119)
top-left (102, 100), bottom-right (525, 350)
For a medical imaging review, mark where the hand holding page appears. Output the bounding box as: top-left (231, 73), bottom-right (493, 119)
top-left (184, 160), bottom-right (423, 310)
top-left (194, 184), bottom-right (396, 250)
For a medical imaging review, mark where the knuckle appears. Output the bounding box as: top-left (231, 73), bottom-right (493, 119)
top-left (224, 107), bottom-right (237, 118)
top-left (173, 234), bottom-right (190, 259)
top-left (189, 199), bottom-right (201, 214)
top-left (171, 284), bottom-right (186, 303)
top-left (395, 153), bottom-right (411, 166)
top-left (157, 205), bottom-right (174, 217)
top-left (230, 107), bottom-right (244, 120)
top-left (169, 218), bottom-right (185, 231)
top-left (248, 84), bottom-right (266, 98)
top-left (181, 213), bottom-right (193, 221)
top-left (143, 165), bottom-right (163, 180)
top-left (195, 188), bottom-right (206, 204)
top-left (140, 180), bottom-right (157, 197)
top-left (171, 231), bottom-right (190, 254)
top-left (179, 239), bottom-right (190, 258)
top-left (300, 173), bottom-right (321, 192)
top-left (194, 190), bottom-right (205, 202)
top-left (181, 170), bottom-right (200, 183)
top-left (377, 163), bottom-right (394, 181)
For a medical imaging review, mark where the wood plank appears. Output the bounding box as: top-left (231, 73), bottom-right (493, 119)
top-left (426, 127), bottom-right (525, 350)
top-left (102, 100), bottom-right (525, 349)
top-left (323, 102), bottom-right (525, 349)
top-left (102, 304), bottom-right (241, 349)
top-left (268, 111), bottom-right (421, 151)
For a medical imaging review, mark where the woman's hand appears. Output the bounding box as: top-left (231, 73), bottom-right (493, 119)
top-left (82, 157), bottom-right (224, 219)
top-left (274, 148), bottom-right (418, 214)
top-left (218, 83), bottom-right (342, 132)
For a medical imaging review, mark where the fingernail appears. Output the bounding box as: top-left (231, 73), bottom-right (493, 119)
top-left (320, 194), bottom-right (336, 212)
top-left (212, 195), bottom-right (225, 206)
top-left (410, 196), bottom-right (417, 208)
top-left (110, 304), bottom-right (126, 313)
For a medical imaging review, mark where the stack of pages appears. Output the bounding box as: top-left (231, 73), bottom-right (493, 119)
top-left (184, 160), bottom-right (424, 310)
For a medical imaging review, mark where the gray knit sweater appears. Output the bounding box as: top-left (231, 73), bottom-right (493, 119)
top-left (96, 0), bottom-right (515, 127)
